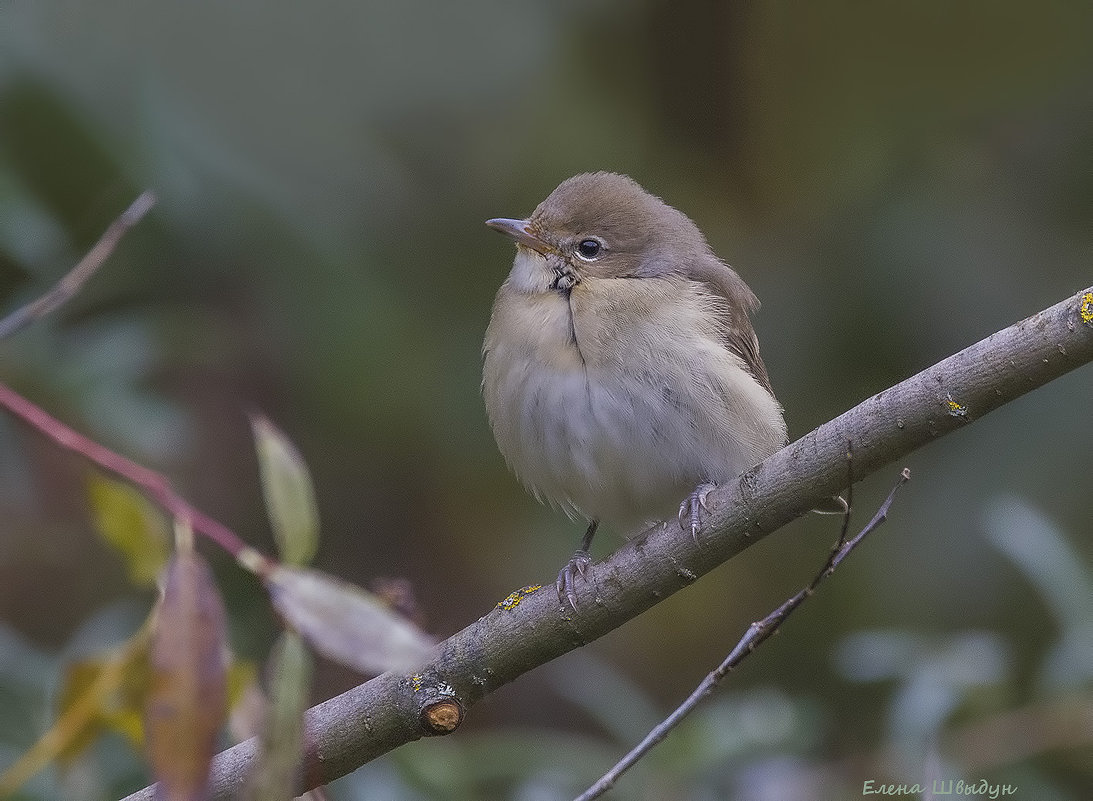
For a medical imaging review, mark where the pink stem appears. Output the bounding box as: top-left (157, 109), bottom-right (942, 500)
top-left (0, 381), bottom-right (249, 558)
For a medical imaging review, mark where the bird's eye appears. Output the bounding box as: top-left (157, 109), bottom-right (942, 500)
top-left (576, 239), bottom-right (602, 260)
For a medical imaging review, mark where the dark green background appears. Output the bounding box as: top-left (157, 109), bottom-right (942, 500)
top-left (1, 2), bottom-right (1090, 799)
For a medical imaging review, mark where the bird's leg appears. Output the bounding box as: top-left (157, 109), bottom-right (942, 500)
top-left (678, 482), bottom-right (717, 541)
top-left (557, 519), bottom-right (598, 609)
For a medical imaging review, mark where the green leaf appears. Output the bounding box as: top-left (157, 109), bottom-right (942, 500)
top-left (251, 414), bottom-right (319, 566)
top-left (244, 632), bottom-right (313, 801)
top-left (86, 472), bottom-right (170, 587)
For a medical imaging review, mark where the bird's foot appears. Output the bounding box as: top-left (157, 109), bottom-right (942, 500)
top-left (678, 482), bottom-right (716, 541)
top-left (556, 549), bottom-right (593, 610)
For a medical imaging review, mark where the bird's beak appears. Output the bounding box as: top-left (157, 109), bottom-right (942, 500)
top-left (486, 218), bottom-right (553, 256)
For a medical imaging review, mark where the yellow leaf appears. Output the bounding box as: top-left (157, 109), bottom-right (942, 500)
top-left (251, 415), bottom-right (320, 566)
top-left (0, 623), bottom-right (151, 797)
top-left (58, 655), bottom-right (149, 756)
top-left (0, 624), bottom-right (257, 798)
top-left (87, 472), bottom-right (170, 587)
top-left (146, 547), bottom-right (228, 801)
top-left (226, 660), bottom-right (259, 718)
top-left (266, 566), bottom-right (434, 675)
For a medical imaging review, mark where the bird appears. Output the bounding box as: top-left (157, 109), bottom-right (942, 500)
top-left (482, 172), bottom-right (788, 608)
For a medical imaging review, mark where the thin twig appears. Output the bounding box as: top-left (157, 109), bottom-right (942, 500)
top-left (0, 382), bottom-right (253, 560)
top-left (0, 190), bottom-right (254, 560)
top-left (0, 191), bottom-right (157, 339)
top-left (574, 467), bottom-right (911, 801)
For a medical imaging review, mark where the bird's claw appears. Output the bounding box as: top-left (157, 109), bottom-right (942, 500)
top-left (556, 549), bottom-right (592, 610)
top-left (678, 482), bottom-right (716, 541)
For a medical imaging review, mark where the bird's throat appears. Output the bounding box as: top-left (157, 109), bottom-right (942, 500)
top-left (549, 266), bottom-right (578, 293)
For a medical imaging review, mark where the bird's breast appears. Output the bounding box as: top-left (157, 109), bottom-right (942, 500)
top-left (482, 277), bottom-right (786, 530)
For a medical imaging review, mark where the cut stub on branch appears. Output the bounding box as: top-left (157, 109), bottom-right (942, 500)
top-left (409, 672), bottom-right (465, 736)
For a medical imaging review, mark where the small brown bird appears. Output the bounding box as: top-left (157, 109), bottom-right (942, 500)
top-left (483, 172), bottom-right (788, 607)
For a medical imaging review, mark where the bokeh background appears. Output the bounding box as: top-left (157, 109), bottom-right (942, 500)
top-left (1, 2), bottom-right (1091, 799)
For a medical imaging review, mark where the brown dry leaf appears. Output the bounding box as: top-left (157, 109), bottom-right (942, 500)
top-left (266, 566), bottom-right (434, 675)
top-left (145, 546), bottom-right (228, 801)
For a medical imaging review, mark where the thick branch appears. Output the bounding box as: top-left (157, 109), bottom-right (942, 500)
top-left (574, 466), bottom-right (911, 801)
top-left (123, 286), bottom-right (1093, 800)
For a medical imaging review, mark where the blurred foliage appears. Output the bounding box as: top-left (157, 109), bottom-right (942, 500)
top-left (1, 1), bottom-right (1091, 799)
top-left (242, 631), bottom-right (313, 801)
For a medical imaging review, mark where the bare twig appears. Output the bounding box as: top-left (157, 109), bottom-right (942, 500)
top-left (574, 467), bottom-right (911, 801)
top-left (0, 190), bottom-right (260, 563)
top-left (0, 191), bottom-right (157, 339)
top-left (0, 382), bottom-right (252, 560)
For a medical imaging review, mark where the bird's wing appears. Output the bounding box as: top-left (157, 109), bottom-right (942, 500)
top-left (682, 257), bottom-right (775, 396)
